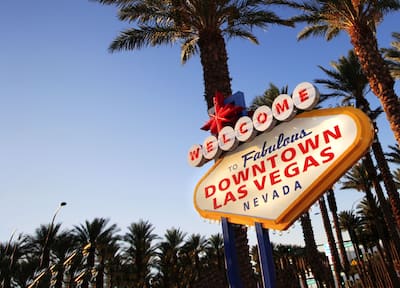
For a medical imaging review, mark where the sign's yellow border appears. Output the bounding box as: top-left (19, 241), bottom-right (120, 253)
top-left (193, 107), bottom-right (374, 230)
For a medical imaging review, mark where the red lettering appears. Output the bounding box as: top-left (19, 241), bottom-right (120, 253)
top-left (254, 176), bottom-right (267, 191)
top-left (274, 99), bottom-right (289, 114)
top-left (257, 112), bottom-right (267, 124)
top-left (303, 156), bottom-right (319, 172)
top-left (298, 136), bottom-right (319, 154)
top-left (189, 147), bottom-right (201, 161)
top-left (205, 185), bottom-right (216, 198)
top-left (205, 140), bottom-right (214, 152)
top-left (218, 178), bottom-right (230, 191)
top-left (281, 147), bottom-right (296, 162)
top-left (238, 185), bottom-right (248, 199)
top-left (321, 147), bottom-right (335, 163)
top-left (232, 169), bottom-right (249, 185)
top-left (266, 154), bottom-right (278, 168)
top-left (239, 122), bottom-right (248, 134)
top-left (284, 162), bottom-right (300, 177)
top-left (298, 88), bottom-right (309, 102)
top-left (224, 191), bottom-right (236, 205)
top-left (221, 133), bottom-right (230, 144)
top-left (252, 162), bottom-right (266, 176)
top-left (323, 125), bottom-right (342, 143)
top-left (269, 170), bottom-right (281, 185)
top-left (213, 198), bottom-right (222, 209)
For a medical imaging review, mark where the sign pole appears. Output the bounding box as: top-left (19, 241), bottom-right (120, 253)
top-left (255, 222), bottom-right (276, 288)
top-left (221, 217), bottom-right (243, 288)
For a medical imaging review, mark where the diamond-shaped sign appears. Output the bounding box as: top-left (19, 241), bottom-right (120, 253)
top-left (193, 107), bottom-right (374, 230)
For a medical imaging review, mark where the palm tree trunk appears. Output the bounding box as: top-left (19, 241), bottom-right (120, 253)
top-left (198, 31), bottom-right (232, 109)
top-left (232, 224), bottom-right (257, 288)
top-left (55, 265), bottom-right (65, 288)
top-left (371, 138), bottom-right (400, 230)
top-left (348, 23), bottom-right (400, 147)
top-left (300, 212), bottom-right (334, 288)
top-left (319, 196), bottom-right (343, 287)
top-left (95, 261), bottom-right (104, 288)
top-left (327, 190), bottom-right (351, 277)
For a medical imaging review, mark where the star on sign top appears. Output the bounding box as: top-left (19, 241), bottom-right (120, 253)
top-left (201, 91), bottom-right (244, 135)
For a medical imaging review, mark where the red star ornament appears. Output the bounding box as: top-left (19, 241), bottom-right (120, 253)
top-left (201, 91), bottom-right (244, 135)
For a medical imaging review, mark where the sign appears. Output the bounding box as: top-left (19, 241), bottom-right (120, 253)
top-left (193, 107), bottom-right (374, 230)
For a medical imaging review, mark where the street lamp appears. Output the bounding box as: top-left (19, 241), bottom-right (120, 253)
top-left (39, 202), bottom-right (67, 269)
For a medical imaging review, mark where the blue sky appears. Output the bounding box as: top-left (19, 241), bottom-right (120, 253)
top-left (0, 1), bottom-right (398, 247)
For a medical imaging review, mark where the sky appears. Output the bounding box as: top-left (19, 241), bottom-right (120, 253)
top-left (0, 1), bottom-right (398, 248)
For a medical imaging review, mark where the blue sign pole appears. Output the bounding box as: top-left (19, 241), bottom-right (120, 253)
top-left (255, 222), bottom-right (276, 288)
top-left (221, 217), bottom-right (243, 288)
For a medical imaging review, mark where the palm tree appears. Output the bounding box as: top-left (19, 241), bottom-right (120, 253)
top-left (382, 32), bottom-right (400, 80)
top-left (27, 223), bottom-right (62, 287)
top-left (73, 218), bottom-right (120, 288)
top-left (154, 227), bottom-right (186, 288)
top-left (0, 233), bottom-right (29, 288)
top-left (393, 169), bottom-right (400, 189)
top-left (337, 210), bottom-right (366, 284)
top-left (289, 0), bottom-right (400, 147)
top-left (316, 49), bottom-right (400, 233)
top-left (180, 233), bottom-right (208, 287)
top-left (203, 233), bottom-right (228, 287)
top-left (124, 219), bottom-right (159, 288)
top-left (386, 144), bottom-right (400, 164)
top-left (355, 198), bottom-right (383, 250)
top-left (50, 230), bottom-right (78, 288)
top-left (249, 83), bottom-right (288, 111)
top-left (91, 0), bottom-right (292, 109)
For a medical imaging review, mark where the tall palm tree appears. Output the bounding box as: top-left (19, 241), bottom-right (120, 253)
top-left (203, 233), bottom-right (228, 287)
top-left (73, 218), bottom-right (120, 288)
top-left (27, 223), bottom-right (62, 287)
top-left (337, 210), bottom-right (366, 283)
top-left (355, 198), bottom-right (384, 250)
top-left (154, 227), bottom-right (186, 288)
top-left (0, 233), bottom-right (29, 288)
top-left (180, 233), bottom-right (208, 287)
top-left (386, 144), bottom-right (400, 164)
top-left (382, 32), bottom-right (400, 80)
top-left (289, 0), bottom-right (400, 147)
top-left (90, 0), bottom-right (292, 109)
top-left (316, 49), bottom-right (400, 233)
top-left (50, 230), bottom-right (78, 288)
top-left (124, 219), bottom-right (159, 288)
